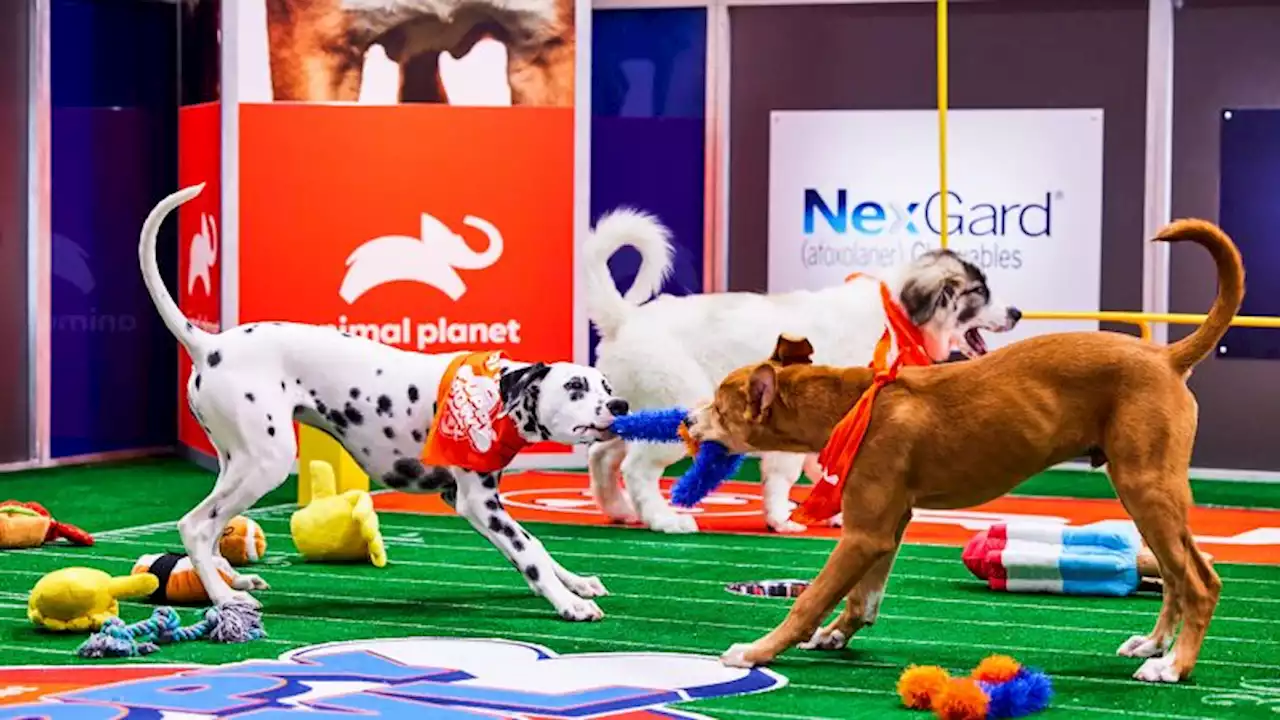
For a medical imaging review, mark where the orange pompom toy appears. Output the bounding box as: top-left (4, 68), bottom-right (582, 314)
top-left (935, 678), bottom-right (990, 720)
top-left (971, 655), bottom-right (1021, 684)
top-left (897, 665), bottom-right (952, 710)
top-left (219, 516), bottom-right (266, 566)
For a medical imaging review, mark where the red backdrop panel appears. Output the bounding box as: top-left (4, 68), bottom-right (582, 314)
top-left (177, 101), bottom-right (222, 457)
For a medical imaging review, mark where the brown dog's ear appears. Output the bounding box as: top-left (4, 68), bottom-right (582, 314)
top-left (770, 334), bottom-right (814, 366)
top-left (747, 363), bottom-right (778, 421)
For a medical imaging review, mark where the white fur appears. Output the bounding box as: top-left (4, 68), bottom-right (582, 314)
top-left (141, 185), bottom-right (623, 621)
top-left (584, 209), bottom-right (1020, 534)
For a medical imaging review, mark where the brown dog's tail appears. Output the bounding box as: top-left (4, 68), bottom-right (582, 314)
top-left (1156, 219), bottom-right (1245, 373)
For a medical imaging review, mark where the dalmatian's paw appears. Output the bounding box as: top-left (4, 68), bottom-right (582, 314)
top-left (829, 513), bottom-right (844, 528)
top-left (566, 575), bottom-right (609, 599)
top-left (239, 574), bottom-right (270, 592)
top-left (556, 598), bottom-right (604, 622)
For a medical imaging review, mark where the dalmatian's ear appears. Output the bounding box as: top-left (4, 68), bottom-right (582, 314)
top-left (500, 362), bottom-right (551, 407)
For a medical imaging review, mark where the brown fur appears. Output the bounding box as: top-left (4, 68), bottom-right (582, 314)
top-left (690, 219), bottom-right (1244, 683)
top-left (264, 0), bottom-right (575, 105)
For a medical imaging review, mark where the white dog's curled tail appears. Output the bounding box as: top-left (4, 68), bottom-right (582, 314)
top-left (139, 183), bottom-right (211, 357)
top-left (583, 208), bottom-right (674, 338)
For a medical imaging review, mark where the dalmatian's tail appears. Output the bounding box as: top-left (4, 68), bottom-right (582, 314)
top-left (139, 183), bottom-right (211, 358)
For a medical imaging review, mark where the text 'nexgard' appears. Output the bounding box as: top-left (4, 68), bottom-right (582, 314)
top-left (803, 190), bottom-right (1054, 238)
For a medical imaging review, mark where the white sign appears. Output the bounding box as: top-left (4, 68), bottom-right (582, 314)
top-left (768, 109), bottom-right (1104, 348)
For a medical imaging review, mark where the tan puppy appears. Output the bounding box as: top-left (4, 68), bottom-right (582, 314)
top-left (688, 219), bottom-right (1243, 684)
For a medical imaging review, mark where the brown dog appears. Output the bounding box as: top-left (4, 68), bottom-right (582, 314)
top-left (688, 219), bottom-right (1243, 684)
top-left (264, 0), bottom-right (574, 105)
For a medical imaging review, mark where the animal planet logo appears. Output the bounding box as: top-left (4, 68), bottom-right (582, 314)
top-left (188, 212), bottom-right (218, 296)
top-left (335, 213), bottom-right (523, 351)
top-left (0, 637), bottom-right (787, 718)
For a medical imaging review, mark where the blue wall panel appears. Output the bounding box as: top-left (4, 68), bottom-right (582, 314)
top-left (1218, 109), bottom-right (1280, 360)
top-left (589, 8), bottom-right (708, 362)
top-left (51, 0), bottom-right (178, 456)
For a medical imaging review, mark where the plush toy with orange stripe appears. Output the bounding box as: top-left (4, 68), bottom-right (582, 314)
top-left (219, 516), bottom-right (267, 566)
top-left (132, 553), bottom-right (269, 605)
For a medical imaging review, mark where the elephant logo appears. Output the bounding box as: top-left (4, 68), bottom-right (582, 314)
top-left (339, 212), bottom-right (504, 304)
top-left (188, 212), bottom-right (218, 296)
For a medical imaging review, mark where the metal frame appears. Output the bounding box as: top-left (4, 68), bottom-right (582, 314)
top-left (27, 0), bottom-right (50, 466)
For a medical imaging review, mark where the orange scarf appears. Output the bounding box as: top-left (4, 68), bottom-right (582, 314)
top-left (421, 351), bottom-right (529, 473)
top-left (789, 274), bottom-right (932, 525)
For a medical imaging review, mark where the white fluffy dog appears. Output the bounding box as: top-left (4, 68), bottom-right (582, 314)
top-left (584, 210), bottom-right (1023, 534)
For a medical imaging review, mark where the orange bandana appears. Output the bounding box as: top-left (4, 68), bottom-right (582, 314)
top-left (421, 351), bottom-right (529, 473)
top-left (789, 274), bottom-right (932, 525)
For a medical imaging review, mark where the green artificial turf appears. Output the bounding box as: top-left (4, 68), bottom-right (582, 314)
top-left (0, 458), bottom-right (1277, 719)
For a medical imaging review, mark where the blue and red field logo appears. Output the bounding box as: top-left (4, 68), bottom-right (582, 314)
top-left (0, 637), bottom-right (787, 719)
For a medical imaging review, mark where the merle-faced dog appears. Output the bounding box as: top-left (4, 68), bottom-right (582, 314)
top-left (141, 185), bottom-right (627, 621)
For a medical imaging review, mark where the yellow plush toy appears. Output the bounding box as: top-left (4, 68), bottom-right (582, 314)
top-left (290, 460), bottom-right (387, 567)
top-left (28, 567), bottom-right (159, 632)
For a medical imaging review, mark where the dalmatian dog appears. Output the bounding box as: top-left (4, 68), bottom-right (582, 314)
top-left (140, 185), bottom-right (628, 621)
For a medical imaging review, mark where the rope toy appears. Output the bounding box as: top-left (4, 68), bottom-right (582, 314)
top-left (897, 655), bottom-right (1052, 719)
top-left (608, 408), bottom-right (745, 507)
top-left (77, 603), bottom-right (265, 658)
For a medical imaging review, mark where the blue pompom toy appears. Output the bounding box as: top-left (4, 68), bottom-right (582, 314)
top-left (609, 407), bottom-right (691, 443)
top-left (607, 407), bottom-right (745, 507)
top-left (671, 442), bottom-right (743, 507)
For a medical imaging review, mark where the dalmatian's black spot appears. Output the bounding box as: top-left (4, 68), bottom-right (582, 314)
top-left (408, 385), bottom-right (420, 403)
top-left (267, 426), bottom-right (276, 437)
top-left (376, 395), bottom-right (393, 416)
top-left (383, 427), bottom-right (395, 439)
top-left (309, 389), bottom-right (317, 397)
top-left (209, 506), bottom-right (219, 519)
top-left (328, 409), bottom-right (349, 429)
top-left (376, 369), bottom-right (383, 376)
top-left (244, 326), bottom-right (254, 334)
top-left (512, 539), bottom-right (525, 552)
top-left (393, 457), bottom-right (425, 479)
top-left (484, 497), bottom-right (501, 511)
top-left (296, 378), bottom-right (303, 385)
top-left (381, 472), bottom-right (410, 489)
top-left (208, 351), bottom-right (222, 367)
top-left (407, 408), bottom-right (413, 417)
top-left (501, 524), bottom-right (516, 539)
top-left (343, 404), bottom-right (364, 425)
top-left (225, 451), bottom-right (231, 462)
top-left (433, 401), bottom-right (439, 414)
top-left (245, 392), bottom-right (255, 403)
top-left (488, 516), bottom-right (503, 533)
top-left (441, 482), bottom-right (457, 507)
top-left (392, 448), bottom-right (402, 456)
top-left (362, 447), bottom-right (370, 456)
top-left (194, 374), bottom-right (201, 390)
top-left (281, 381), bottom-right (287, 391)
top-left (411, 429), bottom-right (424, 443)
top-left (267, 414), bottom-right (273, 422)
top-left (520, 528), bottom-right (531, 540)
top-left (525, 566), bottom-right (540, 582)
top-left (564, 376), bottom-right (588, 402)
top-left (499, 363), bottom-right (550, 410)
top-left (185, 321), bottom-right (193, 332)
top-left (316, 400), bottom-right (329, 416)
top-left (350, 387), bottom-right (361, 400)
top-left (481, 473), bottom-right (498, 489)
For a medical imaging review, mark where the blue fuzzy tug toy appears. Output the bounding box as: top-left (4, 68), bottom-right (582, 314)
top-left (609, 408), bottom-right (744, 507)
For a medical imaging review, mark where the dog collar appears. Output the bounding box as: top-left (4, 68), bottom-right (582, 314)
top-left (421, 351), bottom-right (530, 473)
